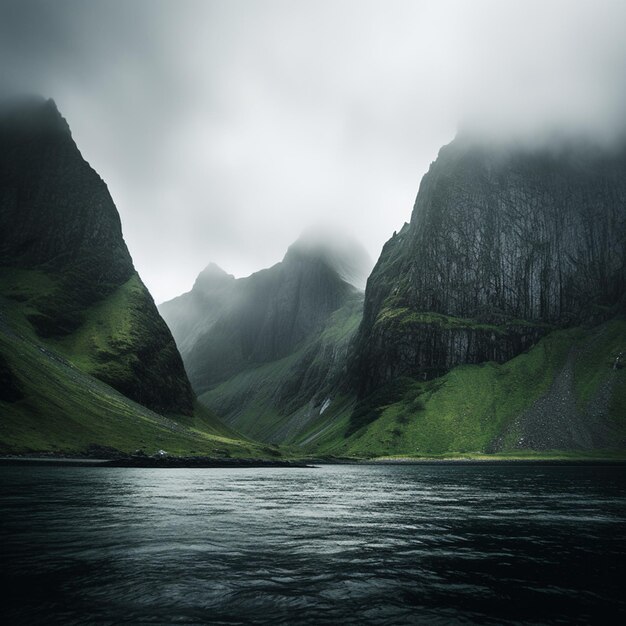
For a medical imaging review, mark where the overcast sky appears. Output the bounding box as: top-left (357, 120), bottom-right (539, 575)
top-left (1, 0), bottom-right (626, 303)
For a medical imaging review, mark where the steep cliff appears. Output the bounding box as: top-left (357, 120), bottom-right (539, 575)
top-left (0, 97), bottom-right (194, 415)
top-left (353, 137), bottom-right (626, 395)
top-left (310, 317), bottom-right (626, 457)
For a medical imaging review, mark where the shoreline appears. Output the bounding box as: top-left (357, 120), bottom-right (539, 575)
top-left (1, 455), bottom-right (625, 468)
top-left (0, 455), bottom-right (313, 468)
top-left (358, 458), bottom-right (626, 466)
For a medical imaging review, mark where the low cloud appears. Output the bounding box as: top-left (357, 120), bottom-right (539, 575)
top-left (1, 0), bottom-right (625, 301)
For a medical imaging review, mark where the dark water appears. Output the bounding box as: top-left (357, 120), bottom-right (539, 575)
top-left (1, 464), bottom-right (625, 625)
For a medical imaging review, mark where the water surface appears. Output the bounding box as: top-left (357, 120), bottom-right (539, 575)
top-left (1, 464), bottom-right (625, 624)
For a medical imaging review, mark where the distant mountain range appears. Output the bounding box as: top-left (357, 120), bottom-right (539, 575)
top-left (1, 98), bottom-right (624, 458)
top-left (159, 228), bottom-right (370, 441)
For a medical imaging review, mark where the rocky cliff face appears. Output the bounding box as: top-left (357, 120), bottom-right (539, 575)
top-left (353, 137), bottom-right (626, 394)
top-left (0, 97), bottom-right (194, 414)
top-left (0, 98), bottom-right (133, 298)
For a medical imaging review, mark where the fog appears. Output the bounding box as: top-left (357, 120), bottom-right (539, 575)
top-left (1, 0), bottom-right (625, 302)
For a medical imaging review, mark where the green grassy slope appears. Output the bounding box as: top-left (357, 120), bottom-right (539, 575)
top-left (0, 98), bottom-right (195, 415)
top-left (0, 270), bottom-right (269, 457)
top-left (309, 319), bottom-right (626, 458)
top-left (46, 273), bottom-right (188, 407)
top-left (199, 296), bottom-right (363, 443)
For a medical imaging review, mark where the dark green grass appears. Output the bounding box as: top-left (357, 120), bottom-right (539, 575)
top-left (0, 269), bottom-right (269, 457)
top-left (312, 319), bottom-right (626, 459)
top-left (200, 298), bottom-right (363, 442)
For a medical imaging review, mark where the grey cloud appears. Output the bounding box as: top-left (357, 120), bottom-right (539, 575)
top-left (1, 0), bottom-right (625, 302)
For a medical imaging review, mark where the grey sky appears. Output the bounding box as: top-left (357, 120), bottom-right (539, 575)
top-left (1, 0), bottom-right (626, 302)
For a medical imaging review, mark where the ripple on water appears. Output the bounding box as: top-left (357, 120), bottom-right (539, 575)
top-left (1, 463), bottom-right (625, 625)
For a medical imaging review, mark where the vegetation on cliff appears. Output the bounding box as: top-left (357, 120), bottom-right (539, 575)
top-left (307, 318), bottom-right (625, 458)
top-left (0, 98), bottom-right (265, 456)
top-left (0, 97), bottom-right (194, 416)
top-left (352, 138), bottom-right (626, 395)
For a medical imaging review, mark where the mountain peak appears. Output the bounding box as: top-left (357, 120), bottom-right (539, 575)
top-left (192, 262), bottom-right (234, 291)
top-left (0, 95), bottom-right (70, 137)
top-left (284, 226), bottom-right (373, 290)
top-left (0, 95), bottom-right (194, 417)
top-left (200, 262), bottom-right (229, 277)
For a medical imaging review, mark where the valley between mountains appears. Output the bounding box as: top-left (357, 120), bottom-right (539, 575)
top-left (1, 98), bottom-right (625, 460)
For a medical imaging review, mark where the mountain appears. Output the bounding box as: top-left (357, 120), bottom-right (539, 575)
top-left (159, 262), bottom-right (237, 356)
top-left (284, 225), bottom-right (373, 290)
top-left (198, 293), bottom-right (362, 443)
top-left (324, 136), bottom-right (626, 456)
top-left (16, 96), bottom-right (619, 458)
top-left (352, 137), bottom-right (626, 395)
top-left (160, 136), bottom-right (626, 456)
top-left (160, 230), bottom-right (370, 441)
top-left (307, 316), bottom-right (626, 457)
top-left (0, 97), bottom-right (263, 457)
top-left (0, 97), bottom-right (193, 414)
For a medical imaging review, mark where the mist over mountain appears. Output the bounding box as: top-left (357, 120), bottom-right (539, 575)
top-left (176, 135), bottom-right (626, 453)
top-left (284, 227), bottom-right (373, 290)
top-left (1, 96), bottom-right (624, 458)
top-left (158, 263), bottom-right (237, 356)
top-left (159, 128), bottom-right (626, 455)
top-left (3, 4), bottom-right (626, 623)
top-left (6, 1), bottom-right (626, 304)
top-left (315, 135), bottom-right (626, 456)
top-left (159, 231), bottom-right (369, 441)
top-left (352, 136), bottom-right (626, 396)
top-left (0, 96), bottom-right (134, 292)
top-left (160, 229), bottom-right (368, 390)
top-left (160, 228), bottom-right (370, 360)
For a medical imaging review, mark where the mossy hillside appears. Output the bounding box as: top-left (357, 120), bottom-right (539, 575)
top-left (0, 270), bottom-right (267, 456)
top-left (201, 349), bottom-right (305, 441)
top-left (317, 298), bottom-right (363, 343)
top-left (46, 275), bottom-right (146, 369)
top-left (291, 394), bottom-right (356, 450)
top-left (573, 319), bottom-right (626, 420)
top-left (374, 302), bottom-right (552, 335)
top-left (314, 319), bottom-right (626, 458)
top-left (0, 99), bottom-right (195, 415)
top-left (0, 268), bottom-right (194, 415)
top-left (200, 297), bottom-right (363, 443)
top-left (0, 317), bottom-right (266, 457)
top-left (0, 268), bottom-right (58, 303)
top-left (352, 297), bottom-right (551, 398)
